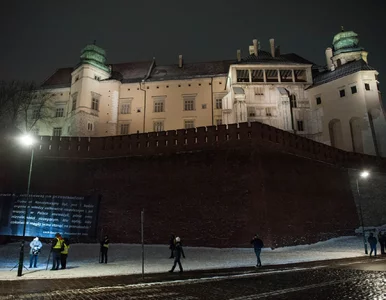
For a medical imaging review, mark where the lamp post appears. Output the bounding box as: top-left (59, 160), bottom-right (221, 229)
top-left (17, 134), bottom-right (35, 277)
top-left (356, 170), bottom-right (369, 255)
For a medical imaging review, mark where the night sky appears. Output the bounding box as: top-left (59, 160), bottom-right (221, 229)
top-left (0, 0), bottom-right (385, 102)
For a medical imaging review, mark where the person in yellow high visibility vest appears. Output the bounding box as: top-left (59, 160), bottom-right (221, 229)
top-left (100, 235), bottom-right (109, 263)
top-left (51, 233), bottom-right (63, 270)
top-left (60, 238), bottom-right (70, 269)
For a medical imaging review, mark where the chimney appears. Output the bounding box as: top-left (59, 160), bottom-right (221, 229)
top-left (237, 49), bottom-right (241, 62)
top-left (275, 46), bottom-right (281, 57)
top-left (253, 39), bottom-right (258, 57)
top-left (269, 39), bottom-right (275, 57)
top-left (325, 48), bottom-right (333, 70)
top-left (178, 55), bottom-right (183, 68)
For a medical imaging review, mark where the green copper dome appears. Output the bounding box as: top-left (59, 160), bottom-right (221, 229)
top-left (78, 43), bottom-right (110, 73)
top-left (332, 27), bottom-right (364, 55)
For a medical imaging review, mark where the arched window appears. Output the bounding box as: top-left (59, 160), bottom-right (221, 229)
top-left (329, 119), bottom-right (344, 149)
top-left (350, 117), bottom-right (363, 153)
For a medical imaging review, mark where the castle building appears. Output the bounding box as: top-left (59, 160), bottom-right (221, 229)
top-left (37, 28), bottom-right (385, 156)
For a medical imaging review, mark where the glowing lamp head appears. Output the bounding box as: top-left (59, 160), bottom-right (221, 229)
top-left (19, 134), bottom-right (35, 147)
top-left (360, 171), bottom-right (369, 179)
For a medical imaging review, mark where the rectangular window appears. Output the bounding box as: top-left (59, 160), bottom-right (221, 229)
top-left (120, 103), bottom-right (131, 114)
top-left (316, 97), bottom-right (322, 105)
top-left (120, 124), bottom-right (129, 135)
top-left (154, 99), bottom-right (165, 113)
top-left (184, 120), bottom-right (195, 129)
top-left (297, 120), bottom-right (304, 131)
top-left (91, 97), bottom-right (99, 111)
top-left (183, 95), bottom-right (196, 111)
top-left (339, 89), bottom-right (346, 98)
top-left (202, 104), bottom-right (207, 109)
top-left (87, 122), bottom-right (93, 131)
top-left (248, 107), bottom-right (256, 117)
top-left (216, 119), bottom-right (222, 125)
top-left (71, 94), bottom-right (77, 111)
top-left (55, 107), bottom-right (64, 118)
top-left (365, 83), bottom-right (370, 91)
top-left (32, 109), bottom-right (40, 119)
top-left (216, 99), bottom-right (222, 109)
top-left (53, 127), bottom-right (62, 137)
top-left (265, 107), bottom-right (272, 117)
top-left (94, 75), bottom-right (101, 81)
top-left (153, 121), bottom-right (164, 132)
top-left (351, 86), bottom-right (357, 94)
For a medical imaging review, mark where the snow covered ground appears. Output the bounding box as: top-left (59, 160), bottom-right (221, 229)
top-left (0, 236), bottom-right (367, 281)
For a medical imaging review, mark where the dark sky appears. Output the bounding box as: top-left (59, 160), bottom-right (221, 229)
top-left (0, 0), bottom-right (385, 100)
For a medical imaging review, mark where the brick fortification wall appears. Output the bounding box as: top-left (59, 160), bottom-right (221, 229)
top-left (1, 122), bottom-right (385, 248)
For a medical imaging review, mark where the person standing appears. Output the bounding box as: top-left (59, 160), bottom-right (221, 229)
top-left (100, 235), bottom-right (109, 264)
top-left (368, 232), bottom-right (377, 257)
top-left (251, 234), bottom-right (264, 267)
top-left (60, 238), bottom-right (70, 269)
top-left (169, 234), bottom-right (176, 258)
top-left (378, 231), bottom-right (385, 255)
top-left (168, 236), bottom-right (185, 273)
top-left (51, 233), bottom-right (63, 270)
top-left (29, 237), bottom-right (42, 268)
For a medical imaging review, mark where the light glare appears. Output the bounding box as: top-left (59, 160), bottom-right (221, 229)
top-left (20, 134), bottom-right (35, 147)
top-left (360, 171), bottom-right (369, 178)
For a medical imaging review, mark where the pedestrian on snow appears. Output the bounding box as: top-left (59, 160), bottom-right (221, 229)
top-left (29, 237), bottom-right (42, 268)
top-left (368, 232), bottom-right (377, 257)
top-left (51, 233), bottom-right (63, 270)
top-left (169, 234), bottom-right (176, 258)
top-left (60, 238), bottom-right (70, 269)
top-left (378, 231), bottom-right (385, 255)
top-left (168, 236), bottom-right (185, 273)
top-left (251, 234), bottom-right (264, 267)
top-left (100, 235), bottom-right (109, 263)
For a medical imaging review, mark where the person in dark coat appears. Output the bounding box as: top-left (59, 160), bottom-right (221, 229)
top-left (377, 231), bottom-right (385, 255)
top-left (169, 234), bottom-right (176, 258)
top-left (251, 234), bottom-right (264, 267)
top-left (51, 233), bottom-right (63, 270)
top-left (368, 232), bottom-right (377, 257)
top-left (100, 235), bottom-right (109, 263)
top-left (168, 237), bottom-right (185, 273)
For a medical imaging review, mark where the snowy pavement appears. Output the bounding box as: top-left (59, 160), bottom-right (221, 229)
top-left (0, 236), bottom-right (366, 281)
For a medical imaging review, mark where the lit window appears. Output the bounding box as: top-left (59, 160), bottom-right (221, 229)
top-left (120, 103), bottom-right (131, 114)
top-left (339, 89), bottom-right (346, 98)
top-left (316, 97), bottom-right (322, 105)
top-left (216, 99), bottom-right (222, 109)
top-left (55, 108), bottom-right (64, 118)
top-left (184, 120), bottom-right (195, 129)
top-left (297, 120), bottom-right (304, 131)
top-left (153, 121), bottom-right (164, 132)
top-left (183, 95), bottom-right (196, 111)
top-left (365, 83), bottom-right (370, 91)
top-left (53, 127), bottom-right (62, 137)
top-left (91, 97), bottom-right (99, 111)
top-left (120, 124), bottom-right (129, 135)
top-left (351, 86), bottom-right (357, 94)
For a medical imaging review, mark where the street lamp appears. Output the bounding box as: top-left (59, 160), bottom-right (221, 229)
top-left (17, 134), bottom-right (36, 277)
top-left (356, 170), bottom-right (370, 255)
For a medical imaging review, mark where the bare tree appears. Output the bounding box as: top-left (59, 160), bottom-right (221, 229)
top-left (0, 81), bottom-right (55, 134)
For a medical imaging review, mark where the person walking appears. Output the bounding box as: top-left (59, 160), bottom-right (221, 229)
top-left (168, 237), bottom-right (185, 273)
top-left (100, 235), bottom-right (109, 264)
top-left (51, 233), bottom-right (63, 270)
top-left (378, 231), bottom-right (385, 255)
top-left (29, 237), bottom-right (42, 268)
top-left (251, 234), bottom-right (264, 267)
top-left (169, 234), bottom-right (176, 258)
top-left (60, 238), bottom-right (70, 269)
top-left (368, 232), bottom-right (377, 257)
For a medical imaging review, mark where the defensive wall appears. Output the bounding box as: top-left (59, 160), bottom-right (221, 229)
top-left (0, 121), bottom-right (385, 247)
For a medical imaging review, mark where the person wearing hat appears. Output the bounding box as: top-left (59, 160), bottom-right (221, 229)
top-left (251, 234), bottom-right (264, 267)
top-left (60, 238), bottom-right (70, 269)
top-left (29, 237), bottom-right (42, 268)
top-left (168, 236), bottom-right (185, 273)
top-left (51, 233), bottom-right (63, 270)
